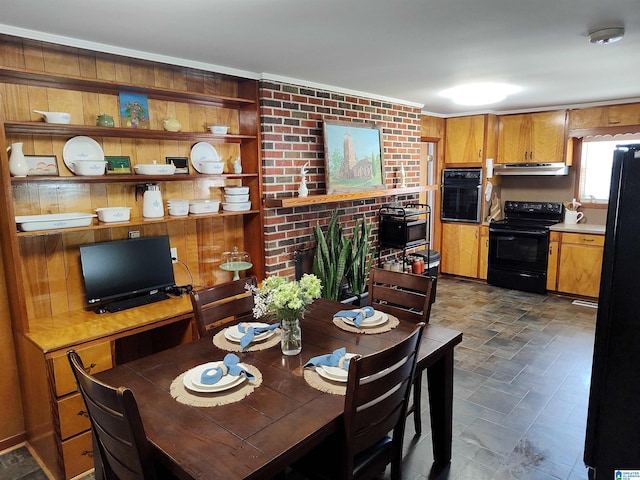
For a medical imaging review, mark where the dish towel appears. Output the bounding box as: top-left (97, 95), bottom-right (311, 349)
top-left (199, 353), bottom-right (255, 385)
top-left (238, 322), bottom-right (280, 350)
top-left (304, 347), bottom-right (351, 370)
top-left (333, 306), bottom-right (375, 327)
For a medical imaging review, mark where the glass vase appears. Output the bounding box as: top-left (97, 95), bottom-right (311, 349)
top-left (281, 318), bottom-right (302, 355)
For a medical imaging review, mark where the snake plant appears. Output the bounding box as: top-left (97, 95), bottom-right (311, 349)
top-left (313, 210), bottom-right (349, 301)
top-left (346, 216), bottom-right (374, 295)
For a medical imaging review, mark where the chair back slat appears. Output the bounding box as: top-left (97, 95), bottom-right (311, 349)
top-left (68, 350), bottom-right (156, 480)
top-left (190, 276), bottom-right (257, 337)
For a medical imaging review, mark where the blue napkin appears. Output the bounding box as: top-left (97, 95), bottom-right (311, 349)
top-left (238, 322), bottom-right (280, 350)
top-left (304, 347), bottom-right (351, 370)
top-left (333, 306), bottom-right (375, 327)
top-left (199, 353), bottom-right (255, 385)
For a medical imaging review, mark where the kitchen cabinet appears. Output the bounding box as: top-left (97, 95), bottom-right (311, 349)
top-left (441, 223), bottom-right (479, 278)
top-left (546, 232), bottom-right (559, 291)
top-left (444, 114), bottom-right (497, 165)
top-left (569, 103), bottom-right (640, 130)
top-left (557, 232), bottom-right (604, 298)
top-left (0, 36), bottom-right (262, 479)
top-left (478, 225), bottom-right (489, 280)
top-left (497, 110), bottom-right (567, 164)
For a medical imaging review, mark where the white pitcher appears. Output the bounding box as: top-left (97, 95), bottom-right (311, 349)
top-left (142, 184), bottom-right (164, 218)
top-left (7, 142), bottom-right (28, 177)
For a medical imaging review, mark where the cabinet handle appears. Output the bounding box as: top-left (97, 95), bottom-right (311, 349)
top-left (485, 239), bottom-right (489, 247)
top-left (524, 152), bottom-right (528, 160)
top-left (583, 238), bottom-right (594, 242)
top-left (83, 362), bottom-right (97, 373)
top-left (549, 245), bottom-right (553, 254)
top-left (81, 450), bottom-right (94, 458)
top-left (77, 410), bottom-right (89, 418)
top-left (478, 149), bottom-right (482, 158)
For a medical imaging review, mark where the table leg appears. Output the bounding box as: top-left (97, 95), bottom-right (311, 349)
top-left (426, 349), bottom-right (454, 465)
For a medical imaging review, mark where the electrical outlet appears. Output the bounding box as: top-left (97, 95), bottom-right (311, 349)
top-left (128, 230), bottom-right (140, 239)
top-left (170, 247), bottom-right (178, 263)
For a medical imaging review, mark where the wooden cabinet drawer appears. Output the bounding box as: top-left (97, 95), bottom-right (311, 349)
top-left (562, 233), bottom-right (605, 246)
top-left (58, 393), bottom-right (91, 440)
top-left (52, 342), bottom-right (112, 397)
top-left (62, 430), bottom-right (94, 479)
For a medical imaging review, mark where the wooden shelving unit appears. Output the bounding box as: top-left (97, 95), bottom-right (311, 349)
top-left (264, 186), bottom-right (427, 208)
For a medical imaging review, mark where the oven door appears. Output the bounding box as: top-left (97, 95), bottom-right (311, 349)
top-left (441, 183), bottom-right (482, 223)
top-left (487, 226), bottom-right (550, 293)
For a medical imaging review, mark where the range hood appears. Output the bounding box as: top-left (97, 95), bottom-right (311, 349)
top-left (493, 162), bottom-right (569, 176)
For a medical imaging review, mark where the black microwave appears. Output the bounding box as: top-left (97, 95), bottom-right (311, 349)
top-left (379, 217), bottom-right (427, 249)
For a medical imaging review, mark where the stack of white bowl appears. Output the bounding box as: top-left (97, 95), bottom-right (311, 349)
top-left (167, 199), bottom-right (189, 216)
top-left (189, 199), bottom-right (220, 214)
top-left (223, 186), bottom-right (251, 212)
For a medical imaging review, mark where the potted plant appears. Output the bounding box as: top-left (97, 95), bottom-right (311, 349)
top-left (313, 210), bottom-right (350, 302)
top-left (345, 216), bottom-right (374, 307)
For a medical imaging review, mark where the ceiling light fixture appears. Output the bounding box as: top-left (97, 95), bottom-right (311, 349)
top-left (441, 83), bottom-right (520, 106)
top-left (589, 27), bottom-right (625, 44)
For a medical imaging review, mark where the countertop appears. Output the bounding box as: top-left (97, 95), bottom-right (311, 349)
top-left (550, 223), bottom-right (606, 235)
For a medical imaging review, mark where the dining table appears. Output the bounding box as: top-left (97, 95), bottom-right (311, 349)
top-left (96, 298), bottom-right (462, 480)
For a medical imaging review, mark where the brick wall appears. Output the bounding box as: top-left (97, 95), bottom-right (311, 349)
top-left (260, 80), bottom-right (423, 278)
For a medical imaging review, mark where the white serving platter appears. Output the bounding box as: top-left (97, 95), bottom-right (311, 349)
top-left (15, 213), bottom-right (97, 232)
top-left (62, 136), bottom-right (104, 174)
top-left (190, 142), bottom-right (220, 173)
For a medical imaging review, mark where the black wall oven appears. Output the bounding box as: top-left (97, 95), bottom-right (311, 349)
top-left (441, 168), bottom-right (482, 223)
top-left (487, 201), bottom-right (563, 293)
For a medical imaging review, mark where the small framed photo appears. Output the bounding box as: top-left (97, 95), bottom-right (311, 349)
top-left (26, 155), bottom-right (59, 176)
top-left (106, 156), bottom-right (132, 175)
top-left (166, 156), bottom-right (189, 174)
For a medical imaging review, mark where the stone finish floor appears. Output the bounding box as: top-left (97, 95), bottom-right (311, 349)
top-left (2, 277), bottom-right (597, 480)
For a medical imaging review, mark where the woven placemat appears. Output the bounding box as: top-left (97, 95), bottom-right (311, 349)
top-left (303, 369), bottom-right (346, 396)
top-left (212, 328), bottom-right (282, 352)
top-left (332, 313), bottom-right (399, 334)
top-left (170, 364), bottom-right (262, 407)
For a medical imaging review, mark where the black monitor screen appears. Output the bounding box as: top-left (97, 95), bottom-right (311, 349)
top-left (79, 235), bottom-right (175, 305)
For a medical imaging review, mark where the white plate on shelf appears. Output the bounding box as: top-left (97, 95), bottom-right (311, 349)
top-left (183, 362), bottom-right (248, 393)
top-left (15, 213), bottom-right (97, 232)
top-left (63, 136), bottom-right (104, 174)
top-left (190, 142), bottom-right (220, 173)
top-left (340, 310), bottom-right (388, 328)
top-left (224, 322), bottom-right (275, 343)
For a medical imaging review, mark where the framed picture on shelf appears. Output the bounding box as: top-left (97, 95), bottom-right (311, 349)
top-left (106, 156), bottom-right (132, 175)
top-left (322, 120), bottom-right (385, 194)
top-left (119, 92), bottom-right (150, 129)
top-left (166, 156), bottom-right (189, 174)
top-left (25, 155), bottom-right (59, 176)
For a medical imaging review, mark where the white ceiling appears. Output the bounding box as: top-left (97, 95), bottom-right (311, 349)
top-left (1, 0), bottom-right (639, 117)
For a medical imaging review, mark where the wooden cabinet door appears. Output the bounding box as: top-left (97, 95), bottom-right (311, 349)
top-left (497, 114), bottom-right (530, 163)
top-left (569, 103), bottom-right (640, 129)
top-left (530, 111), bottom-right (566, 164)
top-left (546, 240), bottom-right (559, 291)
top-left (557, 234), bottom-right (604, 297)
top-left (441, 223), bottom-right (479, 278)
top-left (445, 115), bottom-right (485, 164)
top-left (478, 227), bottom-right (489, 280)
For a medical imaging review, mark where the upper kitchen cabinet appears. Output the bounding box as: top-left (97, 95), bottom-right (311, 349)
top-left (569, 103), bottom-right (640, 130)
top-left (444, 114), bottom-right (497, 166)
top-left (497, 110), bottom-right (567, 164)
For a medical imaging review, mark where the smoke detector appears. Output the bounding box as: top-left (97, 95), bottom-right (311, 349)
top-left (589, 27), bottom-right (625, 44)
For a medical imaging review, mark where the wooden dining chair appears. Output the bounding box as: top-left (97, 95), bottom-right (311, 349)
top-left (291, 323), bottom-right (425, 480)
top-left (367, 267), bottom-right (437, 434)
top-left (189, 275), bottom-right (258, 338)
top-left (67, 350), bottom-right (174, 480)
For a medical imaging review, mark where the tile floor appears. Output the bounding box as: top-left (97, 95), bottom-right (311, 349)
top-left (1, 277), bottom-right (597, 480)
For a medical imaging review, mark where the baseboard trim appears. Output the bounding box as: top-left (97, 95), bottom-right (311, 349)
top-left (0, 432), bottom-right (27, 454)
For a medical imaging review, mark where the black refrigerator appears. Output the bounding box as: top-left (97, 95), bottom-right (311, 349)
top-left (584, 143), bottom-right (640, 478)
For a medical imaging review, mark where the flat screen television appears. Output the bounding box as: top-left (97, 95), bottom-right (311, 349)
top-left (79, 235), bottom-right (175, 311)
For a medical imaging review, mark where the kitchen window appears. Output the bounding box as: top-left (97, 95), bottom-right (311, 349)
top-left (578, 136), bottom-right (640, 205)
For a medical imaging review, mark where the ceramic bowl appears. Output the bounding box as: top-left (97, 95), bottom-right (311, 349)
top-left (33, 110), bottom-right (71, 124)
top-left (189, 200), bottom-right (220, 214)
top-left (199, 161), bottom-right (225, 174)
top-left (72, 160), bottom-right (107, 176)
top-left (222, 201), bottom-right (252, 212)
top-left (95, 207), bottom-right (131, 223)
top-left (224, 194), bottom-right (250, 203)
top-left (169, 204), bottom-right (189, 216)
top-left (208, 125), bottom-right (229, 134)
top-left (134, 163), bottom-right (176, 175)
top-left (224, 186), bottom-right (249, 195)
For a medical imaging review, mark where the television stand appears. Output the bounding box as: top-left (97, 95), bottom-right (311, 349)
top-left (100, 291), bottom-right (171, 314)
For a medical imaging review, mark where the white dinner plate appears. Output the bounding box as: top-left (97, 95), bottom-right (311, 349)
top-left (63, 136), bottom-right (105, 174)
top-left (320, 353), bottom-right (357, 381)
top-left (224, 322), bottom-right (275, 343)
top-left (190, 142), bottom-right (220, 173)
top-left (340, 310), bottom-right (388, 328)
top-left (315, 366), bottom-right (346, 383)
top-left (183, 361), bottom-right (248, 393)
